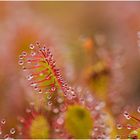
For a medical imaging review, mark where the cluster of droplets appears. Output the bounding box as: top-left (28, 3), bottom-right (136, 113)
top-left (18, 42), bottom-right (70, 98)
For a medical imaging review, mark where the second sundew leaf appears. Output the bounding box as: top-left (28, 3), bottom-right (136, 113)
top-left (65, 105), bottom-right (93, 139)
top-left (29, 115), bottom-right (50, 139)
top-left (18, 42), bottom-right (68, 100)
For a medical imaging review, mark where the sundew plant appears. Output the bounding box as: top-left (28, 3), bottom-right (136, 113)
top-left (0, 1), bottom-right (140, 139)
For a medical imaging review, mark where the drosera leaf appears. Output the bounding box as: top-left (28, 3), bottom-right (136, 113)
top-left (65, 105), bottom-right (93, 139)
top-left (29, 115), bottom-right (49, 139)
top-left (18, 41), bottom-right (69, 96)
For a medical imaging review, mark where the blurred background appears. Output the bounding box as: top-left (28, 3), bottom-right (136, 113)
top-left (0, 1), bottom-right (140, 138)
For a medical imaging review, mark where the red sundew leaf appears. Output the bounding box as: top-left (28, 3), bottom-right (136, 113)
top-left (18, 41), bottom-right (69, 96)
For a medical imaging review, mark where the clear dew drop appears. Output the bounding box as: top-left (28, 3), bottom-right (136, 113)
top-left (126, 115), bottom-right (131, 120)
top-left (36, 41), bottom-right (40, 46)
top-left (127, 124), bottom-right (131, 130)
top-left (19, 117), bottom-right (25, 123)
top-left (123, 111), bottom-right (131, 120)
top-left (94, 127), bottom-right (98, 131)
top-left (29, 44), bottom-right (35, 49)
top-left (137, 106), bottom-right (140, 113)
top-left (22, 66), bottom-right (27, 71)
top-left (18, 60), bottom-right (24, 65)
top-left (53, 108), bottom-right (59, 114)
top-left (63, 92), bottom-right (67, 97)
top-left (19, 55), bottom-right (24, 60)
top-left (31, 51), bottom-right (36, 56)
top-left (38, 89), bottom-right (42, 94)
top-left (30, 82), bottom-right (37, 87)
top-left (67, 94), bottom-right (72, 100)
top-left (27, 74), bottom-right (33, 81)
top-left (48, 101), bottom-right (52, 106)
top-left (22, 51), bottom-right (27, 56)
top-left (57, 118), bottom-right (64, 125)
top-left (51, 87), bottom-right (56, 92)
top-left (42, 46), bottom-right (46, 51)
top-left (116, 124), bottom-right (122, 129)
top-left (34, 86), bottom-right (39, 91)
top-left (124, 111), bottom-right (129, 116)
top-left (27, 59), bottom-right (31, 64)
top-left (1, 119), bottom-right (6, 124)
top-left (57, 97), bottom-right (63, 103)
top-left (59, 104), bottom-right (67, 112)
top-left (10, 128), bottom-right (16, 134)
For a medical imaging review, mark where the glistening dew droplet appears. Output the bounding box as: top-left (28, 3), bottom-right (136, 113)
top-left (127, 124), bottom-right (131, 130)
top-left (22, 51), bottom-right (27, 56)
top-left (116, 124), bottom-right (122, 130)
top-left (29, 44), bottom-right (35, 49)
top-left (27, 59), bottom-right (31, 64)
top-left (22, 66), bottom-right (27, 71)
top-left (57, 118), bottom-right (64, 125)
top-left (30, 82), bottom-right (37, 87)
top-left (57, 97), bottom-right (63, 103)
top-left (123, 111), bottom-right (131, 120)
top-left (36, 41), bottom-right (40, 46)
top-left (27, 74), bottom-right (33, 81)
top-left (19, 55), bottom-right (24, 60)
top-left (53, 108), bottom-right (59, 114)
top-left (10, 128), bottom-right (16, 134)
top-left (48, 101), bottom-right (52, 106)
top-left (1, 119), bottom-right (6, 124)
top-left (51, 87), bottom-right (56, 92)
top-left (18, 60), bottom-right (24, 65)
top-left (31, 51), bottom-right (36, 56)
top-left (38, 89), bottom-right (42, 94)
